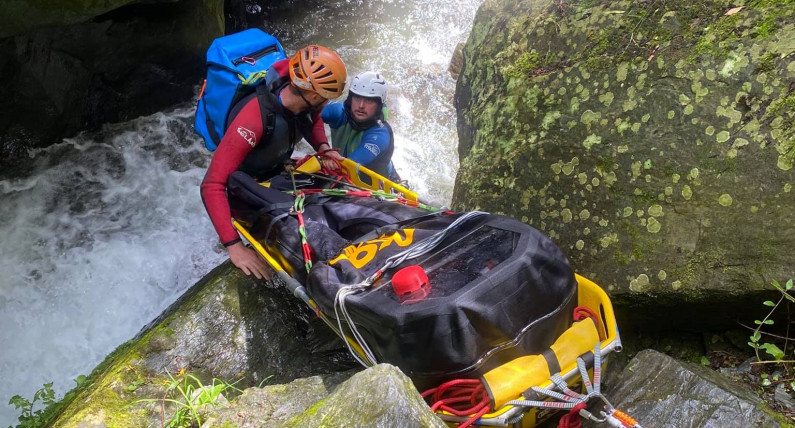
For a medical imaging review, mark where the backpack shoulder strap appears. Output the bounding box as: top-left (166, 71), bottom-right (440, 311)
top-left (255, 84), bottom-right (277, 142)
top-left (255, 76), bottom-right (291, 143)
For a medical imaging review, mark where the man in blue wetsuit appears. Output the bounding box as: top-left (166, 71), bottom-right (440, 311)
top-left (320, 71), bottom-right (400, 181)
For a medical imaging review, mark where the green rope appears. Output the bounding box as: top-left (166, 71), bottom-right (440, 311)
top-left (239, 70), bottom-right (269, 85)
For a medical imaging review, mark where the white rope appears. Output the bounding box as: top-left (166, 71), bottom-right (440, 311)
top-left (334, 284), bottom-right (379, 366)
top-left (333, 211), bottom-right (489, 367)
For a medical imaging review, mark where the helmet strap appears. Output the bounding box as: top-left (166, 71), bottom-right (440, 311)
top-left (297, 88), bottom-right (325, 112)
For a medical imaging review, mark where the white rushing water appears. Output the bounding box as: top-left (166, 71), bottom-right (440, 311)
top-left (0, 0), bottom-right (482, 423)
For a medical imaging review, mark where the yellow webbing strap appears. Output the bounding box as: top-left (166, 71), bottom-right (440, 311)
top-left (482, 319), bottom-right (600, 409)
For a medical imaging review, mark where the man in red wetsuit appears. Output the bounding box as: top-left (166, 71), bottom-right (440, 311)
top-left (201, 45), bottom-right (347, 279)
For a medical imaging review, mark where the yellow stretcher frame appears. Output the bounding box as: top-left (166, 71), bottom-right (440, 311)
top-left (436, 274), bottom-right (622, 428)
top-left (232, 160), bottom-right (621, 428)
top-left (295, 156), bottom-right (418, 201)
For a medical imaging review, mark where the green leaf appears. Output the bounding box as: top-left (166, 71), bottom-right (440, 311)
top-left (787, 279), bottom-right (793, 291)
top-left (74, 375), bottom-right (87, 387)
top-left (760, 343), bottom-right (785, 361)
top-left (772, 280), bottom-right (795, 302)
top-left (755, 320), bottom-right (763, 325)
top-left (764, 320), bottom-right (775, 325)
top-left (700, 356), bottom-right (710, 366)
top-left (752, 331), bottom-right (762, 342)
top-left (8, 395), bottom-right (28, 409)
top-left (763, 300), bottom-right (776, 307)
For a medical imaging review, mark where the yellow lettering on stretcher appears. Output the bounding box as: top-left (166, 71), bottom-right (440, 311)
top-left (330, 229), bottom-right (415, 269)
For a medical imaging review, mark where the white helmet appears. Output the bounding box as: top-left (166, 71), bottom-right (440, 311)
top-left (349, 71), bottom-right (387, 104)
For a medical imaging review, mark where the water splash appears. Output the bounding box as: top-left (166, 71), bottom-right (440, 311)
top-left (0, 107), bottom-right (227, 423)
top-left (257, 0), bottom-right (481, 206)
top-left (0, 0), bottom-right (482, 423)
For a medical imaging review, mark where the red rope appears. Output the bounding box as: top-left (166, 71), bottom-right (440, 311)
top-left (422, 378), bottom-right (491, 427)
top-left (557, 402), bottom-right (587, 428)
top-left (573, 306), bottom-right (606, 340)
top-left (573, 306), bottom-right (598, 322)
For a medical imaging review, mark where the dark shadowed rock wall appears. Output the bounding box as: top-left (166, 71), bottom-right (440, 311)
top-left (0, 0), bottom-right (223, 174)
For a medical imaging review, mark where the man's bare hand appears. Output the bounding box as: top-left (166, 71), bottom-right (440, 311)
top-left (317, 145), bottom-right (344, 171)
top-left (227, 242), bottom-right (270, 279)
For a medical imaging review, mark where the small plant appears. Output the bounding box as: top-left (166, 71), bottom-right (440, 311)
top-left (7, 375), bottom-right (87, 428)
top-left (748, 279), bottom-right (795, 364)
top-left (7, 383), bottom-right (56, 428)
top-left (141, 372), bottom-right (240, 428)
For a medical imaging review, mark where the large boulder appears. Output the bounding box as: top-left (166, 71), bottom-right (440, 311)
top-left (453, 0), bottom-right (795, 330)
top-left (0, 0), bottom-right (223, 174)
top-left (204, 365), bottom-right (446, 428)
top-left (47, 261), bottom-right (356, 427)
top-left (586, 349), bottom-right (783, 428)
top-left (281, 364), bottom-right (446, 428)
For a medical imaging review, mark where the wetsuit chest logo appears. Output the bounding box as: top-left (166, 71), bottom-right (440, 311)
top-left (237, 126), bottom-right (256, 147)
top-left (364, 142), bottom-right (381, 156)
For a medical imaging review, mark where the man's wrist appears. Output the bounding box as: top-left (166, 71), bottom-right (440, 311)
top-left (223, 238), bottom-right (242, 248)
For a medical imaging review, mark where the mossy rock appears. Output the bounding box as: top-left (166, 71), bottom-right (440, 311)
top-left (453, 0), bottom-right (795, 329)
top-left (47, 262), bottom-right (355, 427)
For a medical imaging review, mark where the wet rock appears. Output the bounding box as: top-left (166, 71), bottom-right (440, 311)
top-left (449, 42), bottom-right (465, 80)
top-left (202, 372), bottom-right (354, 427)
top-left (452, 0), bottom-right (795, 330)
top-left (48, 261), bottom-right (356, 427)
top-left (588, 349), bottom-right (782, 428)
top-left (283, 364), bottom-right (446, 428)
top-left (718, 357), bottom-right (756, 382)
top-left (1, 1), bottom-right (156, 38)
top-left (0, 0), bottom-right (223, 174)
top-left (774, 383), bottom-right (795, 412)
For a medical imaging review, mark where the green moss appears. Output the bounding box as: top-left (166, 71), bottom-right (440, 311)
top-left (615, 251), bottom-right (633, 266)
top-left (766, 92), bottom-right (795, 117)
top-left (749, 0), bottom-right (795, 38)
top-left (504, 51), bottom-right (541, 78)
top-left (756, 52), bottom-right (778, 73)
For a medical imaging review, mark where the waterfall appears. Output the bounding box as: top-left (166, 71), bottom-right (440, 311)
top-left (0, 0), bottom-right (483, 423)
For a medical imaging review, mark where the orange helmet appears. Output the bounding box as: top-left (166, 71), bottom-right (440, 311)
top-left (289, 45), bottom-right (347, 100)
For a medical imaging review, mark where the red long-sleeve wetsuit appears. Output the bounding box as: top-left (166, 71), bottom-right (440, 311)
top-left (200, 60), bottom-right (327, 246)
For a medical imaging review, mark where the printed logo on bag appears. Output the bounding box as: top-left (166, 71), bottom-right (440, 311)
top-left (237, 126), bottom-right (256, 147)
top-left (330, 229), bottom-right (415, 269)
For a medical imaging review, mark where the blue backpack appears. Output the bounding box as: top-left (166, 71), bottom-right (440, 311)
top-left (194, 29), bottom-right (287, 151)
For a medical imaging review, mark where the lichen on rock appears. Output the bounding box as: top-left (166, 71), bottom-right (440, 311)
top-left (453, 0), bottom-right (795, 329)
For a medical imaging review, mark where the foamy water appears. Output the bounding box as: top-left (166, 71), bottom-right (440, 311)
top-left (0, 109), bottom-right (227, 422)
top-left (0, 0), bottom-right (481, 423)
